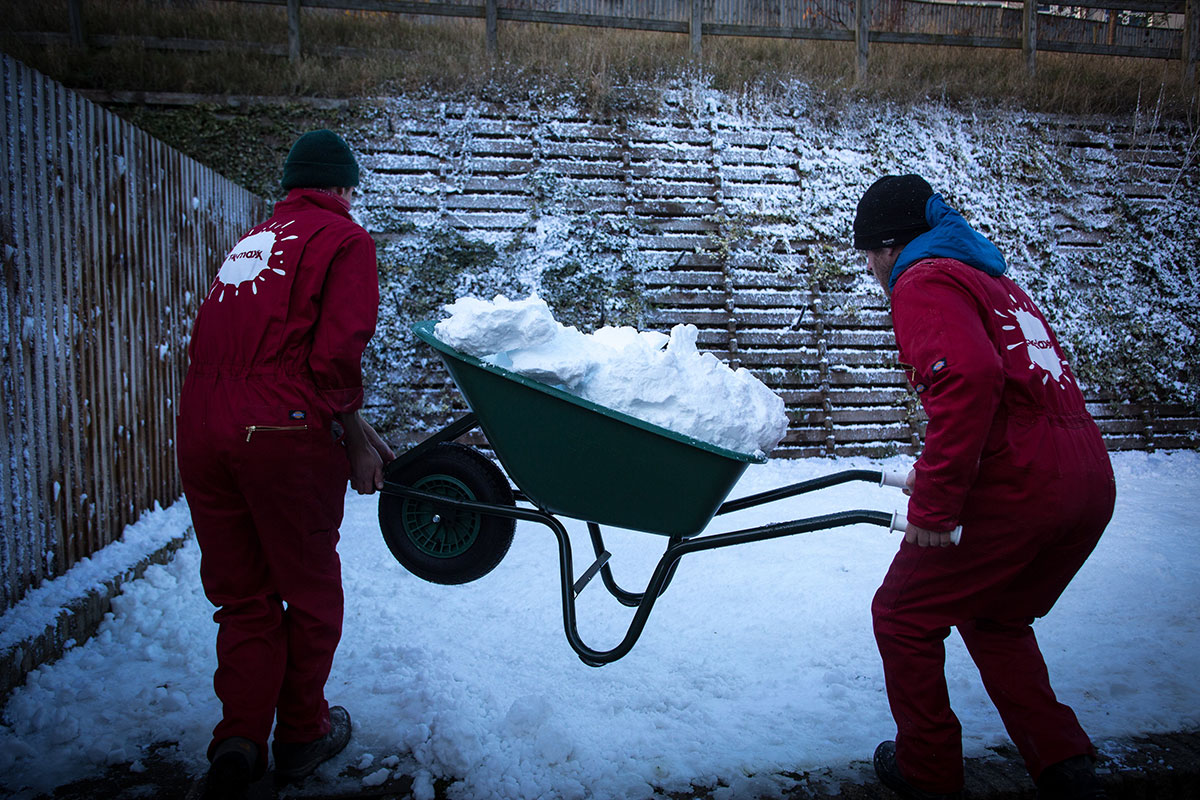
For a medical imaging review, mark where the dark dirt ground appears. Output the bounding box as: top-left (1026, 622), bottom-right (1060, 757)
top-left (27, 729), bottom-right (1200, 800)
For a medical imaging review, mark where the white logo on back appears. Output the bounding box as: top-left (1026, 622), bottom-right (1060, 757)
top-left (208, 220), bottom-right (296, 302)
top-left (216, 230), bottom-right (276, 289)
top-left (1013, 309), bottom-right (1063, 381)
top-left (995, 294), bottom-right (1073, 389)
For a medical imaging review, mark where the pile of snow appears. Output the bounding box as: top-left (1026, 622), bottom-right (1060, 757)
top-left (434, 294), bottom-right (788, 457)
top-left (0, 501), bottom-right (193, 654)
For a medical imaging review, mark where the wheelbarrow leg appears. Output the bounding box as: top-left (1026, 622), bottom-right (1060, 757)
top-left (566, 509), bottom-right (898, 665)
top-left (556, 525), bottom-right (687, 667)
top-left (586, 522), bottom-right (681, 608)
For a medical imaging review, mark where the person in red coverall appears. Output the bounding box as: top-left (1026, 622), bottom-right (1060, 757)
top-left (177, 129), bottom-right (394, 799)
top-left (852, 175), bottom-right (1115, 800)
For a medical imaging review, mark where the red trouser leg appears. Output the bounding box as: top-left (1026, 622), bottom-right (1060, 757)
top-left (189, 493), bottom-right (286, 765)
top-left (180, 394), bottom-right (349, 759)
top-left (873, 557), bottom-right (966, 793)
top-left (958, 618), bottom-right (1091, 781)
top-left (872, 462), bottom-right (1113, 793)
top-left (229, 431), bottom-right (347, 746)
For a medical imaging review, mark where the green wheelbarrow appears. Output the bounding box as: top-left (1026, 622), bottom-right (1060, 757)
top-left (378, 321), bottom-right (920, 666)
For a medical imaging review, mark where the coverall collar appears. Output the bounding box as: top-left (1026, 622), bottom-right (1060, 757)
top-left (277, 187), bottom-right (355, 219)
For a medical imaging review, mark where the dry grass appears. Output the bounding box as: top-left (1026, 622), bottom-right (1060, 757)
top-left (2, 0), bottom-right (1197, 119)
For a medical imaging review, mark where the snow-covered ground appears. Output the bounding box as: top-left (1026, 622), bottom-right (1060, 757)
top-left (1, 450), bottom-right (1198, 799)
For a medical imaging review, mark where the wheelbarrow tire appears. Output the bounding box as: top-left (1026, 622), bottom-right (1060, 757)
top-left (380, 443), bottom-right (516, 585)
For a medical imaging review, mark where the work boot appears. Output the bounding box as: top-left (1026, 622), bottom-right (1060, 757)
top-left (202, 736), bottom-right (258, 800)
top-left (272, 706), bottom-right (352, 785)
top-left (874, 741), bottom-right (964, 800)
top-left (1036, 754), bottom-right (1107, 799)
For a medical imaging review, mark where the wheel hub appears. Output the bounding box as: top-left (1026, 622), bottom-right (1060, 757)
top-left (401, 474), bottom-right (481, 558)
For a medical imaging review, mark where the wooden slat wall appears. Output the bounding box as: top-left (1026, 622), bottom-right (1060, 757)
top-left (376, 0), bottom-right (1186, 49)
top-left (285, 0), bottom-right (1190, 45)
top-left (357, 97), bottom-right (1199, 458)
top-left (0, 54), bottom-right (269, 613)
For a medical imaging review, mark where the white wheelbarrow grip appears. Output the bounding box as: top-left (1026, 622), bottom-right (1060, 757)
top-left (879, 471), bottom-right (909, 489)
top-left (889, 511), bottom-right (963, 546)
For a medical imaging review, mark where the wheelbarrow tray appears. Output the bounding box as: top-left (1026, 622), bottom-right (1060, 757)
top-left (413, 320), bottom-right (765, 538)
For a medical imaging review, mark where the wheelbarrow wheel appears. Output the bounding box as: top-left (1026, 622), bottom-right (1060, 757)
top-left (380, 443), bottom-right (515, 585)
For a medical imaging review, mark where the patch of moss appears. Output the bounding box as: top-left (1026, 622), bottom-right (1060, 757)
top-left (540, 258), bottom-right (646, 331)
top-left (364, 225), bottom-right (530, 438)
top-left (116, 102), bottom-right (364, 200)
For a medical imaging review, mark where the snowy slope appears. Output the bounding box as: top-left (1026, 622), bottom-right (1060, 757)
top-left (1, 451), bottom-right (1197, 799)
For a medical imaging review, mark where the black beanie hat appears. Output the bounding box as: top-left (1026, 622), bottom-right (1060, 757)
top-left (853, 174), bottom-right (934, 250)
top-left (281, 129), bottom-right (360, 190)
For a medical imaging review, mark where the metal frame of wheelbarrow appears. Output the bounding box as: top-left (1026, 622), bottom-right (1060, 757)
top-left (381, 412), bottom-right (922, 668)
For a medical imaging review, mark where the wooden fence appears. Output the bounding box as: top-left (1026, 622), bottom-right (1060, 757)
top-left (21, 0), bottom-right (1199, 82)
top-left (0, 54), bottom-right (269, 614)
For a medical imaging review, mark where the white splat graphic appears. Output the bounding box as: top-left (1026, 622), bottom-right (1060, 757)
top-left (995, 295), bottom-right (1073, 388)
top-left (209, 219), bottom-right (297, 302)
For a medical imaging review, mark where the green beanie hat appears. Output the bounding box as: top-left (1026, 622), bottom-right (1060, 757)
top-left (281, 129), bottom-right (360, 190)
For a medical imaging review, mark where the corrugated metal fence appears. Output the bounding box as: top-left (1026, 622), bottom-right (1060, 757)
top-left (0, 54), bottom-right (268, 613)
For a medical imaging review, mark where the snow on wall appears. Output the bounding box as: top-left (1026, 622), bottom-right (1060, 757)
top-left (349, 84), bottom-right (1199, 457)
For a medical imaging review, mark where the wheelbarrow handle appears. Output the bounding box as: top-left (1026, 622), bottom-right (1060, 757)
top-left (888, 511), bottom-right (963, 546)
top-left (717, 469), bottom-right (885, 515)
top-left (879, 470), bottom-right (909, 490)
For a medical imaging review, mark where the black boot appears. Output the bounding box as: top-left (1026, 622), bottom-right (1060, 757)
top-left (272, 705), bottom-right (352, 786)
top-left (874, 741), bottom-right (964, 800)
top-left (203, 736), bottom-right (258, 800)
top-left (1036, 754), bottom-right (1106, 800)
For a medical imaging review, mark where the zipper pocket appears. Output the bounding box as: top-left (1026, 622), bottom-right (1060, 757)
top-left (245, 424), bottom-right (308, 442)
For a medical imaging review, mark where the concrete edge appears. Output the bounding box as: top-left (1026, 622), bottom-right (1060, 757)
top-left (0, 526), bottom-right (195, 709)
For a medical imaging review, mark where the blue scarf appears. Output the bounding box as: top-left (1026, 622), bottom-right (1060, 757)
top-left (889, 194), bottom-right (1007, 291)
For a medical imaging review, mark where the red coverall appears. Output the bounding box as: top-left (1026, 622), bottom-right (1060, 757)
top-left (177, 189), bottom-right (379, 764)
top-left (873, 258), bottom-right (1115, 793)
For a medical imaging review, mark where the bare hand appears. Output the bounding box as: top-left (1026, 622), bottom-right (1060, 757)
top-left (337, 411), bottom-right (394, 494)
top-left (904, 468), bottom-right (916, 496)
top-left (360, 418), bottom-right (396, 464)
top-left (904, 522), bottom-right (955, 547)
top-left (346, 441), bottom-right (384, 495)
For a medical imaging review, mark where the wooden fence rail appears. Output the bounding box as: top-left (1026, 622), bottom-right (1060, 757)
top-left (25, 0), bottom-right (1196, 82)
top-left (0, 55), bottom-right (268, 614)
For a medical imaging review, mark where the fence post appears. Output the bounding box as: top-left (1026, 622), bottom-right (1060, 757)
top-left (287, 0), bottom-right (301, 63)
top-left (1023, 0), bottom-right (1038, 77)
top-left (1186, 0), bottom-right (1198, 84)
top-left (690, 0), bottom-right (702, 58)
top-left (855, 0), bottom-right (870, 82)
top-left (67, 0), bottom-right (85, 48)
top-left (486, 0), bottom-right (498, 58)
